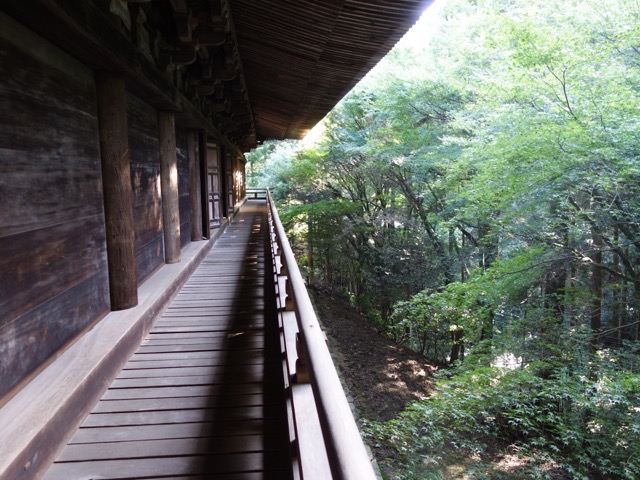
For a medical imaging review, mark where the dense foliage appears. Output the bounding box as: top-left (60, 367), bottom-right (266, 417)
top-left (247, 0), bottom-right (640, 477)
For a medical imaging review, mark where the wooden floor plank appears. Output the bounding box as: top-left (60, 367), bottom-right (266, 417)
top-left (126, 349), bottom-right (266, 363)
top-left (146, 329), bottom-right (264, 339)
top-left (45, 452), bottom-right (286, 479)
top-left (150, 324), bottom-right (265, 334)
top-left (57, 435), bottom-right (277, 462)
top-left (134, 337), bottom-right (265, 353)
top-left (69, 419), bottom-right (282, 444)
top-left (58, 437), bottom-right (211, 461)
top-left (172, 290), bottom-right (265, 300)
top-left (142, 332), bottom-right (230, 342)
top-left (93, 394), bottom-right (267, 413)
top-left (117, 365), bottom-right (266, 379)
top-left (142, 473), bottom-right (286, 480)
top-left (141, 336), bottom-right (265, 346)
top-left (44, 456), bottom-right (206, 480)
top-left (50, 452), bottom-right (287, 480)
top-left (101, 383), bottom-right (266, 401)
top-left (110, 370), bottom-right (265, 388)
top-left (154, 316), bottom-right (265, 325)
top-left (126, 350), bottom-right (240, 361)
top-left (166, 301), bottom-right (267, 309)
top-left (121, 356), bottom-right (264, 370)
top-left (161, 307), bottom-right (265, 316)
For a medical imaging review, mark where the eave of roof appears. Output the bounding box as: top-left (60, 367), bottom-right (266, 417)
top-left (0, 0), bottom-right (433, 150)
top-left (230, 0), bottom-right (433, 141)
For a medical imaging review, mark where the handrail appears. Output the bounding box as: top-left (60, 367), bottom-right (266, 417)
top-left (266, 189), bottom-right (377, 480)
top-left (246, 186), bottom-right (268, 199)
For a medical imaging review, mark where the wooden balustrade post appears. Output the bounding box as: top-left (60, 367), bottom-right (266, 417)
top-left (187, 130), bottom-right (203, 241)
top-left (295, 333), bottom-right (310, 383)
top-left (158, 110), bottom-right (181, 263)
top-left (284, 277), bottom-right (294, 311)
top-left (96, 73), bottom-right (138, 310)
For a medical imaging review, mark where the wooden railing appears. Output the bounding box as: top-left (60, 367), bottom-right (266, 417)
top-left (260, 188), bottom-right (377, 480)
top-left (246, 186), bottom-right (268, 199)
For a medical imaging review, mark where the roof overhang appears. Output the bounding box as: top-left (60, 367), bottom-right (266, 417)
top-left (230, 0), bottom-right (432, 141)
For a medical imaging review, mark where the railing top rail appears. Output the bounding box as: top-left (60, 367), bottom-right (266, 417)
top-left (267, 190), bottom-right (376, 480)
top-left (246, 187), bottom-right (268, 199)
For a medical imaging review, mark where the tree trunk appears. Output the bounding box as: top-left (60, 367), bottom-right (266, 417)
top-left (478, 220), bottom-right (498, 271)
top-left (308, 218), bottom-right (315, 285)
top-left (590, 225), bottom-right (603, 346)
top-left (544, 268), bottom-right (567, 324)
top-left (632, 280), bottom-right (640, 342)
top-left (420, 326), bottom-right (428, 356)
top-left (478, 314), bottom-right (493, 356)
top-left (450, 327), bottom-right (465, 364)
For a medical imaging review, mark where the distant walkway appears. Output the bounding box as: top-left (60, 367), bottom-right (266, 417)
top-left (43, 200), bottom-right (292, 480)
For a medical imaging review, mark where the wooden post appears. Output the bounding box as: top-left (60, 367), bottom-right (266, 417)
top-left (218, 144), bottom-right (226, 217)
top-left (200, 134), bottom-right (211, 239)
top-left (227, 153), bottom-right (234, 214)
top-left (187, 130), bottom-right (203, 241)
top-left (96, 73), bottom-right (138, 310)
top-left (158, 110), bottom-right (181, 263)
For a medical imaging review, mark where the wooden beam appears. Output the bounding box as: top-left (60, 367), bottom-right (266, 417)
top-left (213, 66), bottom-right (237, 82)
top-left (109, 0), bottom-right (131, 30)
top-left (210, 99), bottom-right (228, 113)
top-left (187, 130), bottom-right (204, 241)
top-left (193, 26), bottom-right (226, 46)
top-left (158, 111), bottom-right (181, 264)
top-left (3, 1), bottom-right (245, 155)
top-left (96, 73), bottom-right (138, 310)
top-left (175, 12), bottom-right (192, 42)
top-left (196, 84), bottom-right (215, 96)
top-left (171, 42), bottom-right (198, 65)
top-left (169, 0), bottom-right (188, 13)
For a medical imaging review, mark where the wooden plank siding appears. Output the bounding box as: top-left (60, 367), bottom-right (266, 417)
top-left (127, 92), bottom-right (166, 283)
top-left (176, 128), bottom-right (193, 247)
top-left (43, 200), bottom-right (293, 480)
top-left (0, 12), bottom-right (110, 399)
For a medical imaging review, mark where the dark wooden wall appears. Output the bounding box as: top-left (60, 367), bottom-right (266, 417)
top-left (176, 129), bottom-right (193, 246)
top-left (128, 98), bottom-right (194, 280)
top-left (0, 10), bottom-right (212, 403)
top-left (127, 93), bottom-right (165, 283)
top-left (0, 15), bottom-right (110, 399)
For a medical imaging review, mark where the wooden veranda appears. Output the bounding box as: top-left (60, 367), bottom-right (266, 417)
top-left (0, 196), bottom-right (376, 480)
top-left (43, 199), bottom-right (292, 479)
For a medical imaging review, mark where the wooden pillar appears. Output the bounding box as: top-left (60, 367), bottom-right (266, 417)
top-left (96, 73), bottom-right (138, 310)
top-left (158, 110), bottom-right (181, 263)
top-left (240, 157), bottom-right (246, 199)
top-left (200, 134), bottom-right (211, 239)
top-left (188, 130), bottom-right (203, 241)
top-left (227, 153), bottom-right (234, 214)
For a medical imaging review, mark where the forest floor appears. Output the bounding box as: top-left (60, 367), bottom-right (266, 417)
top-left (309, 285), bottom-right (438, 479)
top-left (309, 285), bottom-right (534, 480)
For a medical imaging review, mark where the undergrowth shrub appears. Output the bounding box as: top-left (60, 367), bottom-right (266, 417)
top-left (364, 351), bottom-right (640, 479)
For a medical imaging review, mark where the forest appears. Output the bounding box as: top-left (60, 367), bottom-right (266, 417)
top-left (247, 0), bottom-right (640, 478)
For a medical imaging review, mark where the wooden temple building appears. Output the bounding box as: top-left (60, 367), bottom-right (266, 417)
top-left (0, 1), bottom-right (431, 478)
